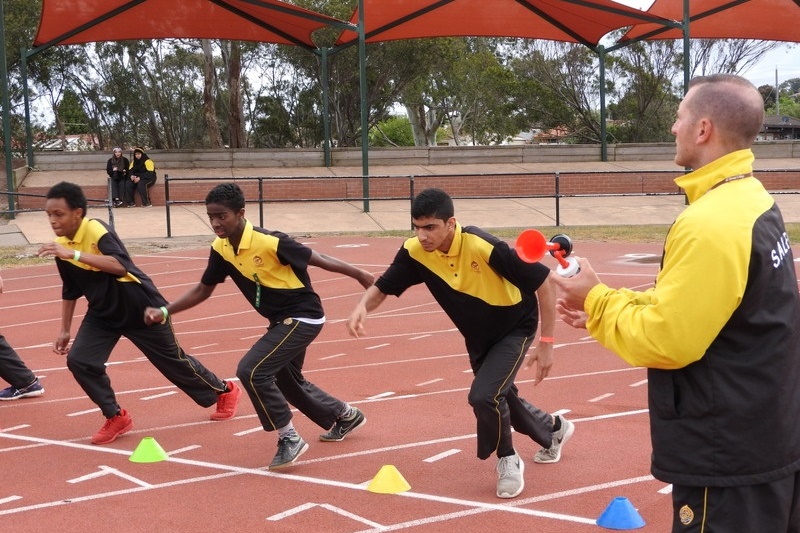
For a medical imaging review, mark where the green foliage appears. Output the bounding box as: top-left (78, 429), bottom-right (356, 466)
top-left (57, 89), bottom-right (91, 134)
top-left (369, 115), bottom-right (414, 147)
top-left (252, 95), bottom-right (296, 147)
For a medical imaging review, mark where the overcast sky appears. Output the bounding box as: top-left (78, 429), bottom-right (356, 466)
top-left (612, 0), bottom-right (799, 88)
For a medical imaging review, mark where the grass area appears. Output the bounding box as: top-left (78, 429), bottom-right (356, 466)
top-left (4, 222), bottom-right (798, 270)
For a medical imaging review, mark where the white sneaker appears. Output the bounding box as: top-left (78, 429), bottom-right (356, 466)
top-left (496, 452), bottom-right (525, 498)
top-left (534, 416), bottom-right (575, 464)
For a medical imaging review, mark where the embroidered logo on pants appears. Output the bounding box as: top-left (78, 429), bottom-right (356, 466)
top-left (679, 504), bottom-right (694, 525)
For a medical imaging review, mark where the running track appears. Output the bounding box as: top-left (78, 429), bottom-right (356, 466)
top-left (2, 236), bottom-right (796, 532)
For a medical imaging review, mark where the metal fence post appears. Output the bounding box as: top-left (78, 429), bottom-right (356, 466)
top-left (165, 174), bottom-right (172, 238)
top-left (555, 171), bottom-right (561, 227)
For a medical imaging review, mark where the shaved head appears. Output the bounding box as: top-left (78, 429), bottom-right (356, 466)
top-left (684, 74), bottom-right (764, 150)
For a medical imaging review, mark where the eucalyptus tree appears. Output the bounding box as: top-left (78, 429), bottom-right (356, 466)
top-left (605, 39), bottom-right (681, 143)
top-left (508, 41), bottom-right (603, 143)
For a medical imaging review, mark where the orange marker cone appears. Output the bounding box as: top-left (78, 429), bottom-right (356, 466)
top-left (129, 436), bottom-right (169, 463)
top-left (367, 465), bottom-right (411, 494)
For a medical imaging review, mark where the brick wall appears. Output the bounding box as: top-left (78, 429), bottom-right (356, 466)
top-left (15, 169), bottom-right (800, 210)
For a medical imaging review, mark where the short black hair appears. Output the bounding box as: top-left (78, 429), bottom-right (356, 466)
top-left (46, 181), bottom-right (87, 216)
top-left (411, 188), bottom-right (454, 221)
top-left (206, 183), bottom-right (245, 211)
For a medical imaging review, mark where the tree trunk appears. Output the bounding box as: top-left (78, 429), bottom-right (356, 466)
top-left (223, 41), bottom-right (245, 148)
top-left (201, 40), bottom-right (224, 149)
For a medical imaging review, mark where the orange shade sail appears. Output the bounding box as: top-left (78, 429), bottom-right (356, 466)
top-left (335, 0), bottom-right (672, 47)
top-left (33, 0), bottom-right (352, 50)
top-left (623, 0), bottom-right (800, 43)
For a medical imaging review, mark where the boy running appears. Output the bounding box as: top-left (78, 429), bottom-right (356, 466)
top-left (145, 183), bottom-right (373, 469)
top-left (37, 182), bottom-right (241, 444)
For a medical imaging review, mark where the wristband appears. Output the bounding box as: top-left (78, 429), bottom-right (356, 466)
top-left (73, 250), bottom-right (81, 262)
top-left (160, 306), bottom-right (169, 324)
top-left (539, 336), bottom-right (555, 343)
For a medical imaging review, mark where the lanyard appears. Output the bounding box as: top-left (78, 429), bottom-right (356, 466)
top-left (253, 273), bottom-right (261, 308)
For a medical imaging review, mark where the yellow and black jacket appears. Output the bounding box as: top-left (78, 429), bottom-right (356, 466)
top-left (201, 220), bottom-right (322, 325)
top-left (376, 223), bottom-right (550, 355)
top-left (585, 149), bottom-right (800, 486)
top-left (55, 217), bottom-right (166, 328)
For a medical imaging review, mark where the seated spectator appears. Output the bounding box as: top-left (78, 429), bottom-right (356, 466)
top-left (126, 147), bottom-right (156, 207)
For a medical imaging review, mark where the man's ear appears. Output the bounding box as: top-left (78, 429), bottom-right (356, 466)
top-left (696, 117), bottom-right (713, 144)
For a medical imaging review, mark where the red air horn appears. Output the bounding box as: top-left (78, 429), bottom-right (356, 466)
top-left (515, 229), bottom-right (580, 277)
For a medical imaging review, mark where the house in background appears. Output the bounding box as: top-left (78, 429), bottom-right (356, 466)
top-left (759, 115), bottom-right (800, 140)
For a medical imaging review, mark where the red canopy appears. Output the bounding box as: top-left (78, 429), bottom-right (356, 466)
top-left (335, 0), bottom-right (671, 47)
top-left (33, 0), bottom-right (350, 50)
top-left (623, 0), bottom-right (800, 43)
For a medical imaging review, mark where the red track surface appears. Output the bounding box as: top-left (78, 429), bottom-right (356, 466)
top-left (3, 236), bottom-right (792, 532)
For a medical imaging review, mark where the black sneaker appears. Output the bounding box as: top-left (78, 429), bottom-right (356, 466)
top-left (268, 435), bottom-right (309, 470)
top-left (319, 407), bottom-right (366, 442)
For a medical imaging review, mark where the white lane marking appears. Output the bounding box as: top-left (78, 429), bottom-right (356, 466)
top-left (423, 449), bottom-right (461, 463)
top-left (267, 502), bottom-right (384, 528)
top-left (589, 393), bottom-right (614, 402)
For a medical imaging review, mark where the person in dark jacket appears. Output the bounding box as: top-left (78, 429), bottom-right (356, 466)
top-left (555, 74), bottom-right (800, 532)
top-left (105, 147), bottom-right (129, 208)
top-left (126, 147), bottom-right (156, 207)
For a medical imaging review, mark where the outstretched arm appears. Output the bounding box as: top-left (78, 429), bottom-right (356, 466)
top-left (346, 285), bottom-right (388, 338)
top-left (309, 250), bottom-right (374, 289)
top-left (144, 282), bottom-right (216, 325)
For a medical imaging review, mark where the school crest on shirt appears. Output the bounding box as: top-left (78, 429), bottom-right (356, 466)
top-left (253, 255), bottom-right (263, 266)
top-left (679, 504), bottom-right (694, 525)
top-left (470, 260), bottom-right (481, 273)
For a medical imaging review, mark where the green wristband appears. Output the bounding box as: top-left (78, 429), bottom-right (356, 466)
top-left (73, 250), bottom-right (81, 262)
top-left (160, 306), bottom-right (169, 324)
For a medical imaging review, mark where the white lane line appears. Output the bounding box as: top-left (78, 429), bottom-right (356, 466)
top-left (67, 408), bottom-right (100, 417)
top-left (366, 343), bottom-right (390, 350)
top-left (0, 496), bottom-right (22, 505)
top-left (168, 445), bottom-right (201, 456)
top-left (366, 392), bottom-right (395, 400)
top-left (416, 378), bottom-right (443, 387)
top-left (589, 393), bottom-right (615, 402)
top-left (234, 427), bottom-right (263, 437)
top-left (141, 391), bottom-right (179, 401)
top-left (190, 343), bottom-right (218, 350)
top-left (630, 379), bottom-right (648, 387)
top-left (267, 502), bottom-right (385, 528)
top-left (423, 449), bottom-right (461, 463)
top-left (68, 465), bottom-right (152, 488)
top-left (319, 353), bottom-right (346, 360)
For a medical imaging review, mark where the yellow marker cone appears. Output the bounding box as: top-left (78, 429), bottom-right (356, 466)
top-left (367, 465), bottom-right (411, 494)
top-left (129, 436), bottom-right (169, 463)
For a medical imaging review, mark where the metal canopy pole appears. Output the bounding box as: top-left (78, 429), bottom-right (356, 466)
top-left (320, 47), bottom-right (331, 167)
top-left (358, 0), bottom-right (369, 212)
top-left (0, 0), bottom-right (16, 216)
